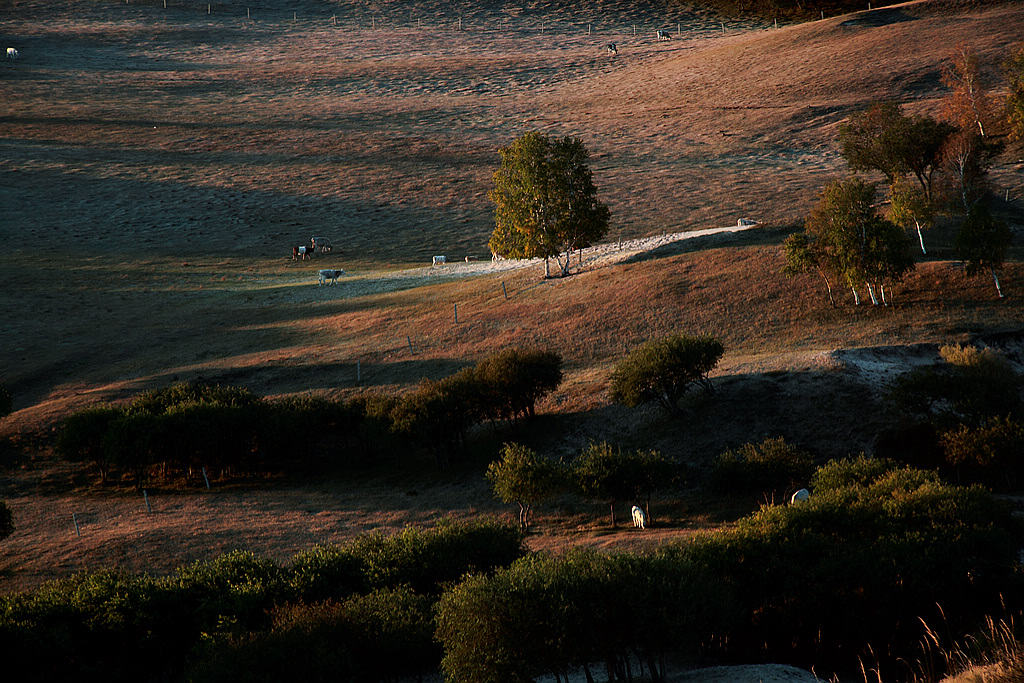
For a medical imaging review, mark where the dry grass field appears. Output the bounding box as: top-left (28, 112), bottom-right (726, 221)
top-left (1, 0), bottom-right (1023, 593)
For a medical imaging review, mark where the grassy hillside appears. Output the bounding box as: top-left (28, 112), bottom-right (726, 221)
top-left (0, 0), bottom-right (1022, 594)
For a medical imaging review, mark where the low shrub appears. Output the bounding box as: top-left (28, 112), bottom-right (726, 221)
top-left (188, 587), bottom-right (437, 683)
top-left (711, 436), bottom-right (814, 501)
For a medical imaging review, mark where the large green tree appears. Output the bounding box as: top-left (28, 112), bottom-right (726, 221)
top-left (800, 176), bottom-right (913, 306)
top-left (609, 334), bottom-right (724, 414)
top-left (489, 131), bottom-right (610, 278)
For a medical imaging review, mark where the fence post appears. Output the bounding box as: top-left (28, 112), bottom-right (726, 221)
top-left (407, 336), bottom-right (414, 354)
top-left (202, 467), bottom-right (211, 490)
top-left (143, 489), bottom-right (152, 513)
top-left (502, 281), bottom-right (508, 299)
top-left (73, 513), bottom-right (81, 538)
top-left (454, 303), bottom-right (459, 323)
top-left (357, 360), bottom-right (361, 384)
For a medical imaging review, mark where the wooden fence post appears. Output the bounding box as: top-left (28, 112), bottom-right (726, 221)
top-left (202, 467), bottom-right (211, 490)
top-left (454, 303), bottom-right (459, 324)
top-left (73, 513), bottom-right (81, 538)
top-left (143, 489), bottom-right (152, 513)
top-left (502, 281), bottom-right (508, 299)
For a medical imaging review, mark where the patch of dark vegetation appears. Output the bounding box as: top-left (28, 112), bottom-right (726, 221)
top-left (55, 348), bottom-right (563, 486)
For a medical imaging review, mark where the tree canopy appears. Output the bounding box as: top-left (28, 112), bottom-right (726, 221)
top-left (609, 334), bottom-right (724, 414)
top-left (799, 176), bottom-right (913, 306)
top-left (486, 443), bottom-right (564, 532)
top-left (489, 131), bottom-right (610, 278)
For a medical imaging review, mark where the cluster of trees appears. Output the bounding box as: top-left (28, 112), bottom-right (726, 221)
top-left (0, 520), bottom-right (524, 683)
top-left (487, 441), bottom-right (681, 531)
top-left (786, 42), bottom-right (1019, 304)
top-left (56, 348), bottom-right (563, 485)
top-left (444, 460), bottom-right (1022, 681)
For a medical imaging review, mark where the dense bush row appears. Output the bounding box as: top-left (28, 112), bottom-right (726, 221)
top-left (439, 461), bottom-right (1023, 681)
top-left (56, 348), bottom-right (562, 484)
top-left (0, 519), bottom-right (524, 683)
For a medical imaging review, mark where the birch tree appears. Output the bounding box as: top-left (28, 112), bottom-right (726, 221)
top-left (489, 132), bottom-right (610, 278)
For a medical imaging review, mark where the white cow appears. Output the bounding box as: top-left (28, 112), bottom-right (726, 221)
top-left (656, 30), bottom-right (672, 41)
top-left (318, 269), bottom-right (344, 286)
top-left (631, 505), bottom-right (647, 530)
top-left (6, 47), bottom-right (18, 62)
top-left (790, 488), bottom-right (810, 505)
top-left (432, 255), bottom-right (446, 266)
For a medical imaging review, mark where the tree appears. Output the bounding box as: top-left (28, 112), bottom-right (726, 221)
top-left (1005, 44), bottom-right (1024, 145)
top-left (783, 230), bottom-right (836, 306)
top-left (889, 177), bottom-right (935, 255)
top-left (486, 443), bottom-right (565, 532)
top-left (955, 206), bottom-right (1012, 298)
top-left (838, 102), bottom-right (953, 201)
top-left (942, 41), bottom-right (997, 140)
top-left (803, 176), bottom-right (913, 305)
top-left (609, 334), bottom-right (724, 414)
top-left (572, 442), bottom-right (639, 528)
top-left (474, 348), bottom-right (563, 421)
top-left (489, 131), bottom-right (610, 278)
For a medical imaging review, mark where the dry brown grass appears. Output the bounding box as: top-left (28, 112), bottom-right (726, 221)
top-left (0, 0), bottom-right (1022, 593)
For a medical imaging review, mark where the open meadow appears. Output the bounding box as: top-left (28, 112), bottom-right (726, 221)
top-left (1, 0), bottom-right (1024, 621)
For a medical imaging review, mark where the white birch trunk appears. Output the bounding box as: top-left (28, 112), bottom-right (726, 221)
top-left (880, 283), bottom-right (888, 306)
top-left (851, 286), bottom-right (861, 306)
top-left (866, 283), bottom-right (878, 306)
top-left (915, 220), bottom-right (926, 255)
top-left (991, 268), bottom-right (1004, 298)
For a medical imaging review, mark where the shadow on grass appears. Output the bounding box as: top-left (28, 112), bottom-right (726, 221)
top-left (620, 225), bottom-right (794, 265)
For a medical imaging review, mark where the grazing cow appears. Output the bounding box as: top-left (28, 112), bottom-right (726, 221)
top-left (605, 42), bottom-right (618, 55)
top-left (631, 505), bottom-right (647, 530)
top-left (318, 269), bottom-right (345, 286)
top-left (491, 251), bottom-right (505, 262)
top-left (790, 488), bottom-right (810, 505)
top-left (432, 255), bottom-right (446, 266)
top-left (311, 236), bottom-right (333, 253)
top-left (465, 256), bottom-right (477, 262)
top-left (6, 47), bottom-right (17, 62)
top-left (657, 29), bottom-right (672, 41)
top-left (737, 218), bottom-right (758, 227)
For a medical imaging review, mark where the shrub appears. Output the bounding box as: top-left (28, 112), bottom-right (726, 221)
top-left (890, 345), bottom-right (1020, 426)
top-left (609, 334), bottom-right (724, 414)
top-left (711, 437), bottom-right (814, 501)
top-left (809, 454), bottom-right (899, 492)
top-left (439, 464), bottom-right (1021, 681)
top-left (474, 348), bottom-right (563, 420)
top-left (189, 587), bottom-right (437, 683)
top-left (941, 416), bottom-right (1024, 490)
